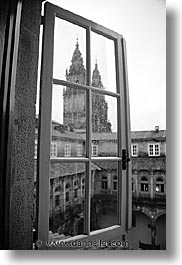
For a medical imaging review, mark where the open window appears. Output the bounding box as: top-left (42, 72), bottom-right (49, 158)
top-left (36, 2), bottom-right (131, 249)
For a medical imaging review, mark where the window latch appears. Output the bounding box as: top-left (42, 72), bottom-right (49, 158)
top-left (122, 149), bottom-right (130, 170)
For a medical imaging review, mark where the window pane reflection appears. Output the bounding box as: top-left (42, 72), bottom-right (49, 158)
top-left (90, 162), bottom-right (118, 231)
top-left (49, 163), bottom-right (85, 240)
top-left (51, 85), bottom-right (86, 157)
top-left (92, 93), bottom-right (118, 156)
top-left (91, 31), bottom-right (116, 93)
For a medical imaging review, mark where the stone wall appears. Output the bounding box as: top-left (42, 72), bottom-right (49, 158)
top-left (7, 0), bottom-right (42, 249)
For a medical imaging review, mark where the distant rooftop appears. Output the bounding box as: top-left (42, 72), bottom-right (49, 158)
top-left (131, 129), bottom-right (166, 140)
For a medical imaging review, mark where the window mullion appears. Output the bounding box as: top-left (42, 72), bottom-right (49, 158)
top-left (115, 37), bottom-right (123, 226)
top-left (84, 27), bottom-right (91, 235)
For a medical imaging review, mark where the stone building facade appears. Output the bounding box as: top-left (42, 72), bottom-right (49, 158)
top-left (34, 121), bottom-right (166, 248)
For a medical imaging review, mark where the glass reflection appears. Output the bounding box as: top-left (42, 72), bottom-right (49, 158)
top-left (51, 85), bottom-right (86, 157)
top-left (90, 162), bottom-right (118, 231)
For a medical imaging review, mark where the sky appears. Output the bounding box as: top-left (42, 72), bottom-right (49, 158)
top-left (40, 0), bottom-right (166, 131)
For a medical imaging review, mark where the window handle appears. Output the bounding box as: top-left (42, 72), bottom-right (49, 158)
top-left (122, 149), bottom-right (130, 170)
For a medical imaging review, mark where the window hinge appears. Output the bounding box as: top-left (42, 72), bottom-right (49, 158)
top-left (122, 149), bottom-right (130, 170)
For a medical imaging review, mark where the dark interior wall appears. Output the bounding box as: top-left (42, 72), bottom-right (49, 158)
top-left (0, 0), bottom-right (42, 249)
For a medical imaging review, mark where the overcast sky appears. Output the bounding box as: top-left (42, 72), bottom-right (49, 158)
top-left (43, 0), bottom-right (166, 131)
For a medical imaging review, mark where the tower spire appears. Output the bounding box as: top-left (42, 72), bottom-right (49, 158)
top-left (67, 38), bottom-right (86, 78)
top-left (76, 34), bottom-right (79, 48)
top-left (91, 60), bottom-right (103, 89)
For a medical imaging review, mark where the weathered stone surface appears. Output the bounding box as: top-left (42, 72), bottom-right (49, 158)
top-left (8, 0), bottom-right (42, 250)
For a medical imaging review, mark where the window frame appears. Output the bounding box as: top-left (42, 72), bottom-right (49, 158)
top-left (77, 144), bottom-right (82, 157)
top-left (155, 177), bottom-right (165, 194)
top-left (131, 144), bottom-right (138, 157)
top-left (91, 144), bottom-right (98, 156)
top-left (101, 175), bottom-right (108, 190)
top-left (64, 143), bottom-right (71, 157)
top-left (148, 143), bottom-right (160, 156)
top-left (140, 176), bottom-right (149, 193)
top-left (37, 2), bottom-right (131, 249)
top-left (50, 142), bottom-right (57, 158)
top-left (112, 175), bottom-right (118, 191)
top-left (55, 194), bottom-right (60, 208)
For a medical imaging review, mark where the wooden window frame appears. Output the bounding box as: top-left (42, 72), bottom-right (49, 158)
top-left (36, 2), bottom-right (131, 249)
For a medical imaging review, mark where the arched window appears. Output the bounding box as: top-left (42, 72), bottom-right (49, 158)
top-left (65, 183), bottom-right (70, 189)
top-left (55, 195), bottom-right (60, 207)
top-left (101, 175), bottom-right (108, 190)
top-left (66, 191), bottom-right (69, 202)
top-left (55, 185), bottom-right (61, 192)
top-left (74, 180), bottom-right (78, 186)
top-left (140, 176), bottom-right (149, 192)
top-left (155, 177), bottom-right (164, 193)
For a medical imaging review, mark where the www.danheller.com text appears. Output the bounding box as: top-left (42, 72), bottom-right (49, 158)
top-left (35, 239), bottom-right (129, 249)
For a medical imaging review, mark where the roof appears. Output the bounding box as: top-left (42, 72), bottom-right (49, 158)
top-left (51, 129), bottom-right (166, 142)
top-left (52, 128), bottom-right (85, 141)
top-left (131, 130), bottom-right (166, 141)
top-left (92, 132), bottom-right (117, 141)
top-left (36, 119), bottom-right (166, 142)
top-left (50, 162), bottom-right (100, 178)
top-left (94, 161), bottom-right (118, 171)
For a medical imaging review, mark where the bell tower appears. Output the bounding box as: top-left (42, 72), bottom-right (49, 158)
top-left (63, 40), bottom-right (112, 133)
top-left (91, 61), bottom-right (112, 133)
top-left (63, 39), bottom-right (86, 131)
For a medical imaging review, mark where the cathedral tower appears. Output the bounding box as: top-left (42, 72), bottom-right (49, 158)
top-left (91, 61), bottom-right (111, 133)
top-left (63, 39), bottom-right (86, 131)
top-left (63, 40), bottom-right (112, 133)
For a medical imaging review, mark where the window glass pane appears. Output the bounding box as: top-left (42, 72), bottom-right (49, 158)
top-left (91, 93), bottom-right (118, 156)
top-left (132, 144), bottom-right (138, 156)
top-left (90, 162), bottom-right (118, 231)
top-left (155, 144), bottom-right (160, 155)
top-left (91, 31), bottom-right (116, 93)
top-left (49, 162), bottom-right (85, 240)
top-left (149, 144), bottom-right (153, 156)
top-left (53, 17), bottom-right (86, 82)
top-left (51, 84), bottom-right (86, 157)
